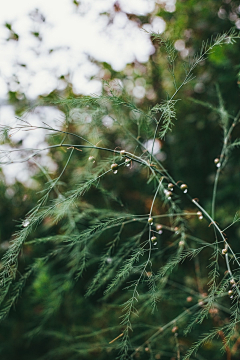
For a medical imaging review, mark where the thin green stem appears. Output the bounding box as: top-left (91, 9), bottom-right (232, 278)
top-left (211, 111), bottom-right (240, 219)
top-left (192, 199), bottom-right (240, 298)
top-left (149, 178), bottom-right (163, 217)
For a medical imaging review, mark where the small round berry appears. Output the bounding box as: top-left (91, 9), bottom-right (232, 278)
top-left (230, 279), bottom-right (235, 285)
top-left (214, 158), bottom-right (221, 168)
top-left (165, 190), bottom-right (172, 199)
top-left (125, 158), bottom-right (131, 166)
top-left (168, 183), bottom-right (174, 191)
top-left (156, 224), bottom-right (162, 231)
top-left (88, 155), bottom-right (95, 162)
top-left (222, 248), bottom-right (228, 255)
top-left (151, 236), bottom-right (157, 242)
top-left (111, 163), bottom-right (119, 171)
top-left (148, 217), bottom-right (153, 225)
top-left (228, 290), bottom-right (233, 296)
top-left (180, 184), bottom-right (188, 193)
top-left (120, 150), bottom-right (126, 156)
top-left (172, 326), bottom-right (178, 333)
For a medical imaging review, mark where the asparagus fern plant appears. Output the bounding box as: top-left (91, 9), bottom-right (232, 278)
top-left (0, 30), bottom-right (240, 360)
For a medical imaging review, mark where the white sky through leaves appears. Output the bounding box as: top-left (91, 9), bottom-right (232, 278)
top-left (0, 0), bottom-right (171, 99)
top-left (0, 0), bottom-right (175, 184)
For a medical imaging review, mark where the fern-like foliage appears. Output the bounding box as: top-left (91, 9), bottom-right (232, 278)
top-left (0, 30), bottom-right (240, 360)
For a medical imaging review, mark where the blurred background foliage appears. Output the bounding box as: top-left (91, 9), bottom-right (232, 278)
top-left (1, 0), bottom-right (240, 359)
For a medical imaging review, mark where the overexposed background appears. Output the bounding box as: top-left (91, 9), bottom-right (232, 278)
top-left (0, 0), bottom-right (175, 184)
top-left (0, 0), bottom-right (174, 99)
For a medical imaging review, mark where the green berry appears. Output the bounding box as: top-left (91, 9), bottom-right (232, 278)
top-left (165, 191), bottom-right (172, 198)
top-left (111, 163), bottom-right (119, 171)
top-left (148, 217), bottom-right (153, 225)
